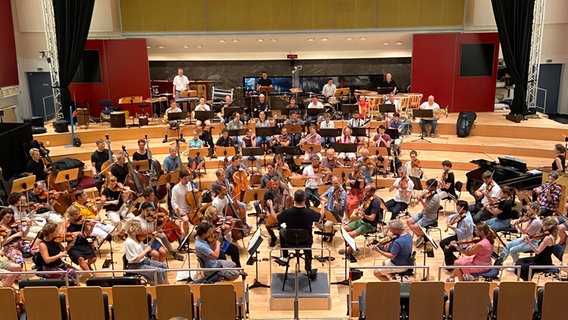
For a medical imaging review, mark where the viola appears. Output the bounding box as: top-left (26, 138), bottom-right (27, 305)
top-left (445, 211), bottom-right (466, 232)
top-left (156, 206), bottom-right (182, 242)
top-left (370, 234), bottom-right (399, 247)
top-left (399, 176), bottom-right (408, 190)
top-left (529, 231), bottom-right (551, 239)
top-left (420, 189), bottom-right (437, 200)
top-left (411, 159), bottom-right (422, 169)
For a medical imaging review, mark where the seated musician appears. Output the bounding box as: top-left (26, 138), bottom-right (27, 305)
top-left (91, 139), bottom-right (114, 191)
top-left (356, 96), bottom-right (370, 119)
top-left (110, 151), bottom-right (129, 184)
top-left (193, 97), bottom-right (211, 126)
top-left (162, 145), bottom-right (179, 174)
top-left (0, 255), bottom-right (21, 287)
top-left (372, 125), bottom-right (392, 178)
top-left (319, 113), bottom-right (336, 148)
top-left (284, 111), bottom-right (305, 146)
top-left (170, 170), bottom-right (194, 238)
top-left (337, 127), bottom-right (358, 162)
top-left (446, 222), bottom-right (493, 282)
top-left (224, 155), bottom-right (249, 185)
top-left (133, 139), bottom-right (149, 160)
top-left (26, 148), bottom-right (47, 182)
top-left (221, 95), bottom-right (236, 124)
top-left (346, 162), bottom-right (365, 222)
top-left (516, 216), bottom-right (558, 281)
top-left (72, 189), bottom-right (114, 244)
top-left (438, 160), bottom-right (456, 200)
top-left (369, 219), bottom-right (413, 281)
top-left (404, 150), bottom-right (423, 180)
top-left (270, 189), bottom-right (324, 280)
top-left (123, 220), bottom-right (169, 285)
top-left (260, 163), bottom-right (286, 189)
top-left (321, 78), bottom-right (336, 102)
top-left (211, 169), bottom-right (226, 197)
top-left (469, 170), bottom-right (501, 223)
top-left (485, 186), bottom-right (516, 232)
top-left (0, 208), bottom-right (31, 266)
top-left (321, 148), bottom-right (343, 177)
top-left (440, 200), bottom-right (474, 267)
top-left (162, 100), bottom-right (185, 143)
top-left (347, 112), bottom-right (366, 129)
top-left (242, 128), bottom-right (262, 172)
top-left (255, 111), bottom-right (273, 153)
top-left (271, 127), bottom-right (292, 152)
top-left (357, 149), bottom-right (376, 184)
top-left (306, 96), bottom-right (324, 125)
top-left (203, 205), bottom-right (242, 267)
top-left (533, 171), bottom-right (562, 217)
top-left (317, 176), bottom-right (346, 242)
top-left (101, 175), bottom-right (133, 226)
top-left (418, 95), bottom-right (440, 138)
top-left (37, 222), bottom-right (78, 282)
top-left (195, 220), bottom-right (247, 281)
top-left (406, 179), bottom-right (440, 246)
top-left (300, 124), bottom-right (322, 161)
top-left (63, 205), bottom-right (97, 277)
top-left (7, 193), bottom-right (26, 223)
top-left (255, 94), bottom-right (270, 114)
top-left (227, 112), bottom-right (244, 147)
top-left (27, 181), bottom-right (63, 224)
top-left (285, 97), bottom-right (300, 110)
top-left (187, 128), bottom-right (206, 175)
top-left (134, 201), bottom-right (185, 262)
top-left (385, 166), bottom-right (414, 220)
top-left (494, 202), bottom-right (542, 268)
top-left (383, 92), bottom-right (400, 123)
top-left (340, 184), bottom-right (383, 255)
top-left (216, 128), bottom-right (236, 164)
top-left (264, 177), bottom-right (291, 246)
top-left (302, 155), bottom-right (327, 208)
top-left (274, 153), bottom-right (293, 180)
top-left (389, 113), bottom-right (404, 156)
top-left (537, 143), bottom-right (566, 173)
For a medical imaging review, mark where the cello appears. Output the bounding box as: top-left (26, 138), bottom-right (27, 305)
top-left (223, 180), bottom-right (249, 241)
top-left (147, 135), bottom-right (167, 200)
top-left (121, 146), bottom-right (148, 195)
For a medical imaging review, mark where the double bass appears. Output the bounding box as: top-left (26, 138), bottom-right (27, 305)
top-left (121, 146), bottom-right (148, 195)
top-left (223, 180), bottom-right (249, 241)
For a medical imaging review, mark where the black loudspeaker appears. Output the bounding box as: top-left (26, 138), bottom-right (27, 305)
top-left (86, 276), bottom-right (141, 287)
top-left (53, 119), bottom-right (69, 133)
top-left (19, 278), bottom-right (68, 288)
top-left (23, 116), bottom-right (45, 127)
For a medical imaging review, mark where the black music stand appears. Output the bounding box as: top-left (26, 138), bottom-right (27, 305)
top-left (341, 104), bottom-right (359, 118)
top-left (350, 127), bottom-right (367, 137)
top-left (259, 86), bottom-right (275, 106)
top-left (411, 109), bottom-right (434, 143)
top-left (281, 108), bottom-right (299, 117)
top-left (275, 146), bottom-right (302, 157)
top-left (246, 227), bottom-right (269, 289)
top-left (417, 223), bottom-right (438, 280)
top-left (228, 129), bottom-right (246, 148)
top-left (167, 111), bottom-right (188, 121)
top-left (379, 103), bottom-right (396, 115)
top-left (333, 143), bottom-right (357, 160)
top-left (194, 110), bottom-right (215, 125)
top-left (332, 227), bottom-right (358, 286)
top-left (242, 188), bottom-right (266, 230)
top-left (306, 108), bottom-right (324, 118)
top-left (386, 128), bottom-right (400, 141)
top-left (314, 209), bottom-right (339, 264)
top-left (224, 106), bottom-right (243, 119)
top-left (242, 147), bottom-right (265, 173)
top-left (318, 128), bottom-right (342, 146)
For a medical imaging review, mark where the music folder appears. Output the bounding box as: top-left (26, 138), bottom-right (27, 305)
top-left (194, 110), bottom-right (214, 121)
top-left (378, 104), bottom-right (396, 113)
top-left (167, 111), bottom-right (188, 121)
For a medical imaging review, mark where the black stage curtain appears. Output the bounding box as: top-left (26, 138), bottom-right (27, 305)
top-left (53, 0), bottom-right (95, 117)
top-left (491, 0), bottom-right (535, 116)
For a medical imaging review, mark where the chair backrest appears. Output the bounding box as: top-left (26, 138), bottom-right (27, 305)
top-left (112, 285), bottom-right (150, 320)
top-left (284, 228), bottom-right (311, 247)
top-left (409, 282), bottom-right (444, 320)
top-left (494, 281), bottom-right (535, 320)
top-left (67, 287), bottom-right (109, 320)
top-left (454, 181), bottom-right (463, 193)
top-left (541, 282), bottom-right (568, 320)
top-left (200, 284), bottom-right (236, 319)
top-left (551, 244), bottom-right (564, 262)
top-left (0, 287), bottom-right (19, 320)
top-left (23, 286), bottom-right (66, 320)
top-left (156, 284), bottom-right (193, 320)
top-left (365, 281), bottom-right (400, 320)
top-left (451, 282), bottom-right (490, 320)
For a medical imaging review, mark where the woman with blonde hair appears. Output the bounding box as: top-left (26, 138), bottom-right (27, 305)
top-left (516, 216), bottom-right (559, 281)
top-left (203, 205), bottom-right (242, 267)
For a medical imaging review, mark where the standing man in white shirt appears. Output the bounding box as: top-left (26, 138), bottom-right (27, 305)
top-left (418, 95), bottom-right (440, 138)
top-left (173, 68), bottom-right (190, 112)
top-left (321, 78), bottom-right (336, 102)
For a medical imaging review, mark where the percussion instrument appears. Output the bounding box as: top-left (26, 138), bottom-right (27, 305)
top-left (138, 115), bottom-right (149, 126)
top-left (110, 111), bottom-right (126, 128)
top-left (76, 108), bottom-right (90, 126)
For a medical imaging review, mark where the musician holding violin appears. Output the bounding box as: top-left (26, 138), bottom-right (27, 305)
top-left (342, 184), bottom-right (383, 252)
top-left (133, 202), bottom-right (168, 262)
top-left (72, 189), bottom-right (114, 244)
top-left (63, 205), bottom-right (96, 277)
top-left (533, 171), bottom-right (562, 217)
top-left (345, 163), bottom-right (366, 222)
top-left (317, 176), bottom-right (346, 242)
top-left (0, 208), bottom-right (30, 266)
top-left (484, 186), bottom-right (516, 232)
top-left (302, 155), bottom-right (327, 208)
top-left (37, 222), bottom-right (78, 282)
top-left (404, 150), bottom-right (423, 179)
top-left (101, 175), bottom-right (134, 226)
top-left (372, 125), bottom-right (391, 177)
top-left (438, 160), bottom-right (456, 200)
top-left (440, 200), bottom-right (474, 267)
top-left (123, 220), bottom-right (169, 285)
top-left (27, 181), bottom-right (64, 224)
top-left (203, 205), bottom-right (242, 267)
top-left (242, 128), bottom-right (262, 171)
top-left (516, 216), bottom-right (558, 281)
top-left (385, 166), bottom-right (414, 220)
top-left (110, 152), bottom-right (129, 184)
top-left (407, 179), bottom-right (440, 246)
top-left (300, 124), bottom-right (323, 161)
top-left (446, 222), bottom-right (494, 282)
top-left (495, 202), bottom-right (543, 267)
top-left (470, 171), bottom-right (501, 223)
top-left (368, 219), bottom-right (412, 281)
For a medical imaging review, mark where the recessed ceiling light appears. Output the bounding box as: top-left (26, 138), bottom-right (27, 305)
top-left (359, 36), bottom-right (367, 41)
top-left (395, 41), bottom-right (403, 45)
top-left (232, 39), bottom-right (239, 43)
top-left (346, 37), bottom-right (353, 41)
top-left (183, 45), bottom-right (189, 49)
top-left (196, 44), bottom-right (202, 49)
top-left (321, 38), bottom-right (328, 41)
top-left (218, 39), bottom-right (225, 43)
top-left (257, 38), bottom-right (264, 42)
top-left (307, 38), bottom-right (315, 42)
top-left (270, 38), bottom-right (278, 42)
top-left (157, 45), bottom-right (165, 49)
top-left (383, 42), bottom-right (389, 46)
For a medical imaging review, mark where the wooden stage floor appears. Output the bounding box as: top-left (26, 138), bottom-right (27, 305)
top-left (29, 110), bottom-right (567, 319)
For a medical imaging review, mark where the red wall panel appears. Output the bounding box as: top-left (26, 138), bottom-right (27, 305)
top-left (411, 32), bottom-right (499, 113)
top-left (0, 0), bottom-right (19, 87)
top-left (69, 39), bottom-right (150, 116)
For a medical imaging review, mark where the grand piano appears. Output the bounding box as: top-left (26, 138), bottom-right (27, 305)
top-left (466, 156), bottom-right (542, 197)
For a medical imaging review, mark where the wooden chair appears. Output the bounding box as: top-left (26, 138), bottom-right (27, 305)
top-left (407, 281), bottom-right (445, 320)
top-left (67, 286), bottom-right (110, 320)
top-left (359, 281), bottom-right (400, 320)
top-left (538, 282), bottom-right (568, 320)
top-left (491, 281), bottom-right (535, 320)
top-left (0, 287), bottom-right (19, 320)
top-left (22, 286), bottom-right (67, 320)
top-left (198, 283), bottom-right (243, 320)
top-left (449, 282), bottom-right (490, 320)
top-left (111, 285), bottom-right (152, 320)
top-left (154, 284), bottom-right (193, 320)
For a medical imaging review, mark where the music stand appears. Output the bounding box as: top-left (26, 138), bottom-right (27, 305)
top-left (318, 128), bottom-right (342, 140)
top-left (386, 128), bottom-right (400, 140)
top-left (314, 209), bottom-right (340, 264)
top-left (242, 147), bottom-right (265, 173)
top-left (156, 172), bottom-right (171, 186)
top-left (332, 168), bottom-right (351, 184)
top-left (132, 160), bottom-right (150, 173)
top-left (169, 171), bottom-right (181, 185)
top-left (417, 223), bottom-right (438, 280)
top-left (341, 104), bottom-right (359, 117)
top-left (194, 110), bottom-right (215, 125)
top-left (332, 227), bottom-right (358, 286)
top-left (306, 108), bottom-right (324, 117)
top-left (224, 106), bottom-right (243, 118)
top-left (11, 175), bottom-right (36, 193)
top-left (246, 227), bottom-right (269, 288)
top-left (54, 168), bottom-right (79, 185)
top-left (411, 109), bottom-right (434, 143)
top-left (333, 143), bottom-right (357, 155)
top-left (334, 88), bottom-right (350, 98)
top-left (255, 127), bottom-right (276, 139)
top-left (300, 144), bottom-right (322, 154)
top-left (350, 127), bottom-right (367, 137)
top-left (284, 124), bottom-right (303, 134)
top-left (281, 108), bottom-right (299, 117)
top-left (167, 111), bottom-right (188, 121)
top-left (275, 146), bottom-right (302, 157)
top-left (242, 188), bottom-right (267, 229)
top-left (228, 129), bottom-right (246, 146)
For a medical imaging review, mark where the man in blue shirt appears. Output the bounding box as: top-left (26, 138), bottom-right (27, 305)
top-left (368, 219), bottom-right (413, 281)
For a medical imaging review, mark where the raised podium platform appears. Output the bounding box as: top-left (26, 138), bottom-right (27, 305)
top-left (270, 272), bottom-right (331, 311)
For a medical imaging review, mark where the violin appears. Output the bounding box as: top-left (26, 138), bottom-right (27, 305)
top-left (445, 211), bottom-right (466, 232)
top-left (411, 159), bottom-right (422, 169)
top-left (135, 230), bottom-right (156, 242)
top-left (420, 189), bottom-right (437, 200)
top-left (486, 182), bottom-right (494, 193)
top-left (53, 232), bottom-right (75, 243)
top-left (457, 237), bottom-right (481, 245)
top-left (399, 176), bottom-right (408, 190)
top-left (529, 231), bottom-right (551, 239)
top-left (37, 189), bottom-right (64, 201)
top-left (370, 234), bottom-right (399, 247)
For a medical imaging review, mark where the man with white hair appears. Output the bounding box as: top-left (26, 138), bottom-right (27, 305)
top-left (418, 95), bottom-right (440, 138)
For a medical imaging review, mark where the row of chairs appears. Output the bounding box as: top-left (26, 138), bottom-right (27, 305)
top-left (357, 281), bottom-right (567, 320)
top-left (0, 283), bottom-right (244, 320)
